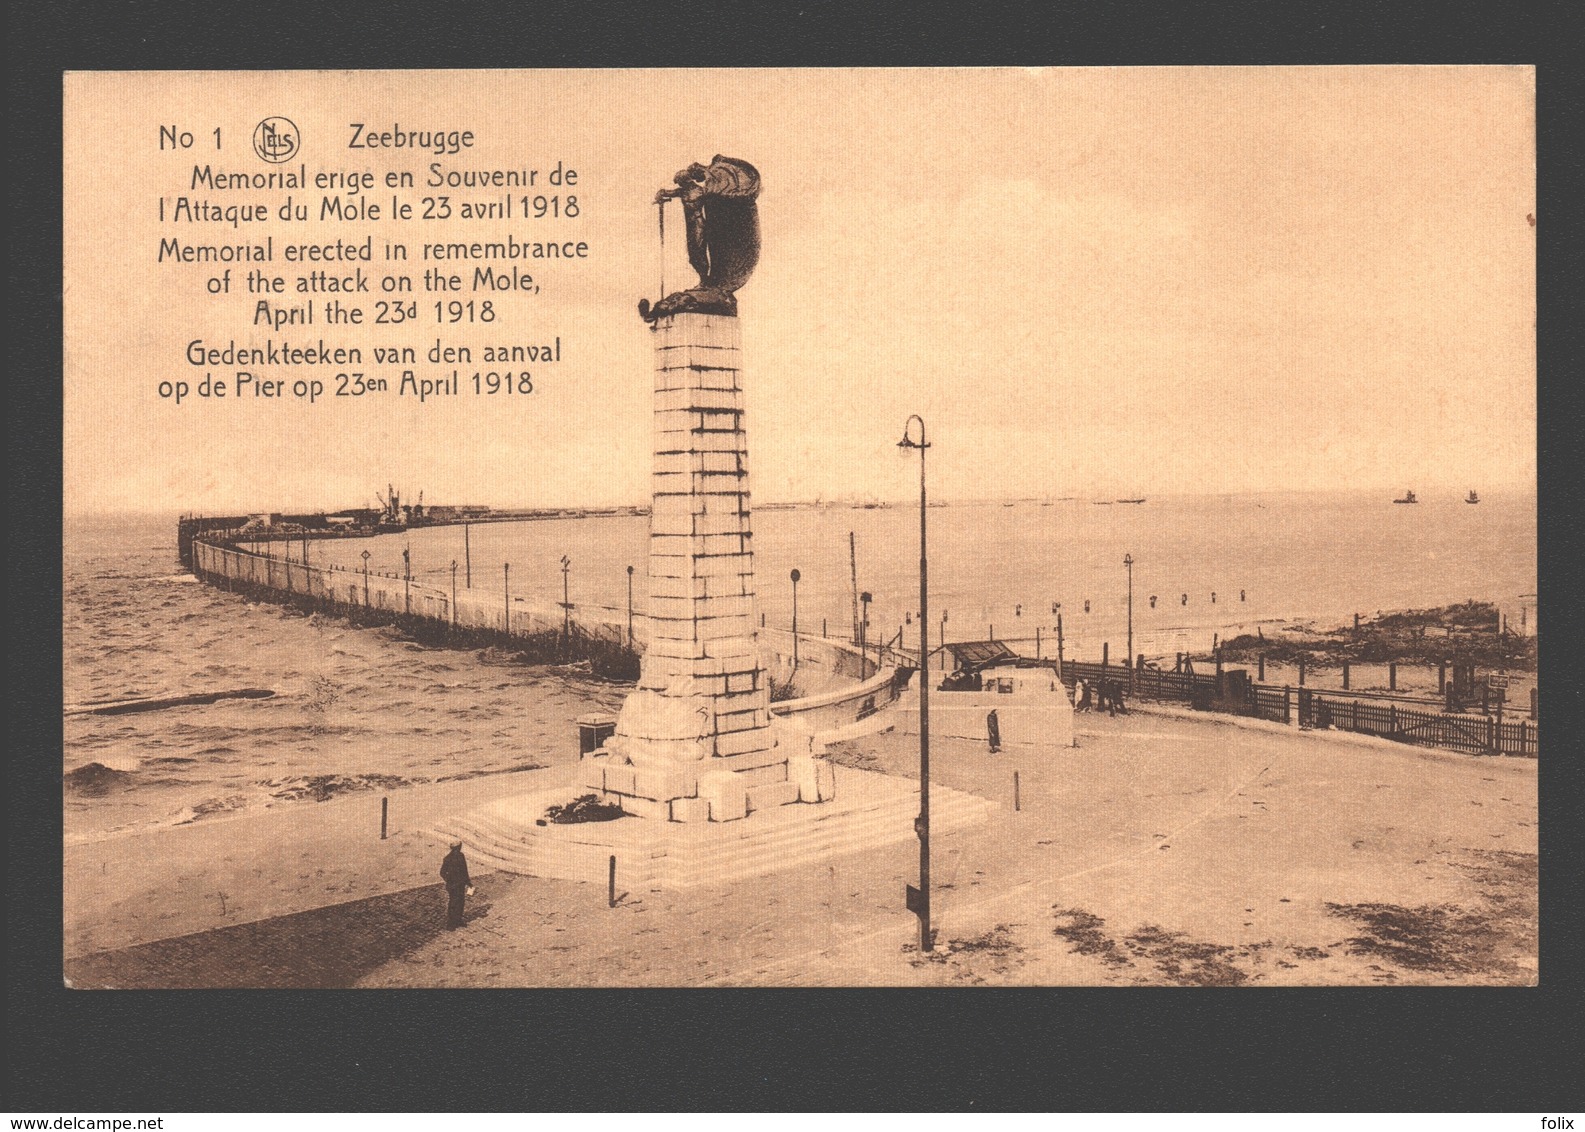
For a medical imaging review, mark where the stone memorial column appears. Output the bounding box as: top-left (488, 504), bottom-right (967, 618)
top-left (610, 311), bottom-right (776, 770)
top-left (591, 156), bottom-right (813, 822)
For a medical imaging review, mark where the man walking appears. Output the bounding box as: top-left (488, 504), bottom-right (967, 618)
top-left (440, 841), bottom-right (472, 929)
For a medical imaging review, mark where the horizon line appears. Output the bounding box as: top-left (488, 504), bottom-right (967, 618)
top-left (65, 482), bottom-right (1539, 520)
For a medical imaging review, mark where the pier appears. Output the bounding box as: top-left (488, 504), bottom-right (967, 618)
top-left (184, 528), bottom-right (904, 736)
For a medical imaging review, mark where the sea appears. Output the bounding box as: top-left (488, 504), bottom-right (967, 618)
top-left (64, 490), bottom-right (1535, 841)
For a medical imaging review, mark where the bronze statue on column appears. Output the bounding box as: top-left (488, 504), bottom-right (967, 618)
top-left (639, 155), bottom-right (761, 322)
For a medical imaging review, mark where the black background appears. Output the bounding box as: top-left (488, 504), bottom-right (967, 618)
top-left (9, 0), bottom-right (1584, 1113)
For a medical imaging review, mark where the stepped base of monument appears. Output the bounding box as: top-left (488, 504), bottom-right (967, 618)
top-left (429, 763), bottom-right (994, 890)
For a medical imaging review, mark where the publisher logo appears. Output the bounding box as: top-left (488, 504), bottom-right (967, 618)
top-left (253, 117), bottom-right (300, 163)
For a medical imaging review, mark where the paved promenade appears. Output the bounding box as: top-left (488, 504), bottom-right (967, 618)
top-left (65, 710), bottom-right (1536, 987)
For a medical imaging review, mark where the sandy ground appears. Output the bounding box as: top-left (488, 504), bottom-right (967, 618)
top-left (63, 708), bottom-right (1537, 988)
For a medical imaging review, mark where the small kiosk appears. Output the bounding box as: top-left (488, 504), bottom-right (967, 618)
top-left (898, 641), bottom-right (1076, 751)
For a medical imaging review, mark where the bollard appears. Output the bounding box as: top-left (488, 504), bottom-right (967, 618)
top-left (1389, 662), bottom-right (1397, 692)
top-left (1299, 656), bottom-right (1307, 686)
top-left (380, 796), bottom-right (388, 840)
top-left (608, 855), bottom-right (617, 907)
top-left (1342, 662), bottom-right (1351, 691)
top-left (1258, 653), bottom-right (1266, 682)
top-left (1013, 770), bottom-right (1021, 812)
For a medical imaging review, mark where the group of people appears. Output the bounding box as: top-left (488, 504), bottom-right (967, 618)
top-left (1073, 677), bottom-right (1127, 716)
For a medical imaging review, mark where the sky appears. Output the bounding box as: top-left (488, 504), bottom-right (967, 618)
top-left (63, 67), bottom-right (1535, 514)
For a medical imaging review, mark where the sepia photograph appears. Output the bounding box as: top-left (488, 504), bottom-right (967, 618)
top-left (61, 66), bottom-right (1537, 990)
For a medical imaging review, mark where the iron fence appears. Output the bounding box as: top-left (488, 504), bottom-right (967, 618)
top-left (1299, 690), bottom-right (1536, 757)
top-left (1054, 657), bottom-right (1536, 758)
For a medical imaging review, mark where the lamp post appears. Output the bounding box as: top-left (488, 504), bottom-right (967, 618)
top-left (361, 549), bottom-right (370, 606)
top-left (1124, 553), bottom-right (1134, 693)
top-left (503, 562), bottom-right (510, 635)
top-left (790, 568), bottom-right (801, 671)
top-left (859, 591), bottom-right (872, 674)
top-left (626, 565), bottom-right (635, 644)
top-left (450, 560), bottom-right (458, 626)
top-left (403, 545), bottom-right (411, 614)
top-left (898, 414), bottom-right (932, 952)
top-left (560, 555), bottom-right (572, 653)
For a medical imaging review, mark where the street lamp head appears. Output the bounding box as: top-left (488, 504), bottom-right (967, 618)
top-left (860, 591), bottom-right (872, 605)
top-left (790, 568), bottom-right (800, 583)
top-left (897, 414), bottom-right (929, 450)
top-left (627, 565), bottom-right (635, 576)
top-left (1124, 553), bottom-right (1133, 567)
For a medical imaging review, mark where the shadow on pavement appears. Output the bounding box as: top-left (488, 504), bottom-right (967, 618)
top-left (65, 880), bottom-right (497, 989)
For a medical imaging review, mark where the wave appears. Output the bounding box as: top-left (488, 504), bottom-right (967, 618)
top-left (63, 762), bottom-right (137, 795)
top-left (260, 772), bottom-right (424, 803)
top-left (172, 794), bottom-right (256, 824)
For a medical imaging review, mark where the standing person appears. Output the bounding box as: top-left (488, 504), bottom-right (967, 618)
top-left (440, 841), bottom-right (473, 929)
top-left (1075, 678), bottom-right (1089, 712)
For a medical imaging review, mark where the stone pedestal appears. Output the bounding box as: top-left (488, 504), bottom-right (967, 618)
top-left (596, 312), bottom-right (798, 819)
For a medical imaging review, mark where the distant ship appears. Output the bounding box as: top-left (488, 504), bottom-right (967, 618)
top-left (1466, 490), bottom-right (1480, 504)
top-left (1393, 489), bottom-right (1418, 504)
top-left (1116, 497), bottom-right (1146, 504)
